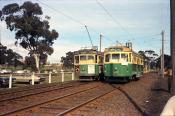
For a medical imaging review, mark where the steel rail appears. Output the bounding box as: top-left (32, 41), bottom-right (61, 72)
top-left (0, 81), bottom-right (76, 95)
top-left (0, 82), bottom-right (87, 103)
top-left (56, 87), bottom-right (118, 116)
top-left (0, 84), bottom-right (102, 116)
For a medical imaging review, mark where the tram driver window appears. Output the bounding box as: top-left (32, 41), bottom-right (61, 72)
top-left (88, 55), bottom-right (94, 60)
top-left (80, 55), bottom-right (86, 61)
top-left (112, 54), bottom-right (120, 62)
top-left (88, 55), bottom-right (95, 63)
top-left (105, 54), bottom-right (110, 62)
top-left (121, 54), bottom-right (128, 62)
top-left (75, 56), bottom-right (79, 64)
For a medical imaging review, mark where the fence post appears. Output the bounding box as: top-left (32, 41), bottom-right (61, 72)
top-left (31, 72), bottom-right (35, 85)
top-left (61, 70), bottom-right (64, 82)
top-left (49, 71), bottom-right (52, 83)
top-left (72, 72), bottom-right (74, 80)
top-left (9, 74), bottom-right (12, 88)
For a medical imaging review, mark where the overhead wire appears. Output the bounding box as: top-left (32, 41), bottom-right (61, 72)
top-left (36, 0), bottom-right (167, 51)
top-left (36, 0), bottom-right (84, 26)
top-left (36, 0), bottom-right (99, 47)
top-left (95, 0), bottom-right (136, 40)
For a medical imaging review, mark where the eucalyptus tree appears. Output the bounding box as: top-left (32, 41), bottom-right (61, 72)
top-left (139, 50), bottom-right (159, 70)
top-left (0, 1), bottom-right (59, 72)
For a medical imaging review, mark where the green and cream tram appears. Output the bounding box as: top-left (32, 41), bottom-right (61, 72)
top-left (103, 44), bottom-right (144, 82)
top-left (74, 48), bottom-right (103, 81)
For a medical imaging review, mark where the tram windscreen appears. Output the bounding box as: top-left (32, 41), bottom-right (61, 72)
top-left (80, 55), bottom-right (86, 60)
top-left (112, 54), bottom-right (120, 62)
top-left (105, 54), bottom-right (110, 62)
top-left (121, 54), bottom-right (128, 62)
top-left (88, 55), bottom-right (95, 63)
top-left (88, 55), bottom-right (94, 60)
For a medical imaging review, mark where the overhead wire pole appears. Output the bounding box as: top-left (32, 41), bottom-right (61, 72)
top-left (0, 24), bottom-right (1, 44)
top-left (170, 0), bottom-right (175, 94)
top-left (99, 34), bottom-right (102, 52)
top-left (161, 31), bottom-right (165, 78)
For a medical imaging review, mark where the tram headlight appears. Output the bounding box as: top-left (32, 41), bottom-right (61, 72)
top-left (114, 67), bottom-right (118, 71)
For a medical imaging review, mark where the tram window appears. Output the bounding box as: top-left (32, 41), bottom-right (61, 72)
top-left (75, 56), bottom-right (79, 63)
top-left (112, 54), bottom-right (120, 62)
top-left (121, 54), bottom-right (128, 62)
top-left (88, 55), bottom-right (94, 60)
top-left (80, 55), bottom-right (86, 60)
top-left (105, 54), bottom-right (110, 62)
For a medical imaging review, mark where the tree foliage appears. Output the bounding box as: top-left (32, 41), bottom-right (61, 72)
top-left (61, 51), bottom-right (74, 69)
top-left (0, 1), bottom-right (58, 70)
top-left (0, 43), bottom-right (22, 66)
top-left (155, 54), bottom-right (171, 69)
top-left (138, 50), bottom-right (159, 69)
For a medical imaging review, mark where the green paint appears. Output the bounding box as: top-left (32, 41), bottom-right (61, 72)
top-left (79, 64), bottom-right (99, 76)
top-left (104, 63), bottom-right (143, 78)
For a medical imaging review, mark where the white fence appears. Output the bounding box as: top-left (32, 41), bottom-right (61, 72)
top-left (0, 70), bottom-right (75, 89)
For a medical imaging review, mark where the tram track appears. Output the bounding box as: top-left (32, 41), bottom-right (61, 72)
top-left (0, 81), bottom-right (88, 103)
top-left (11, 83), bottom-right (119, 116)
top-left (59, 83), bottom-right (146, 116)
top-left (0, 81), bottom-right (77, 95)
top-left (57, 84), bottom-right (120, 116)
top-left (0, 80), bottom-right (146, 116)
top-left (0, 82), bottom-right (102, 116)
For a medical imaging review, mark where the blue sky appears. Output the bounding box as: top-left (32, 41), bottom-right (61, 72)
top-left (0, 0), bottom-right (170, 63)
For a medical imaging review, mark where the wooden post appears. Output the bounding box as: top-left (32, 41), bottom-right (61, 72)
top-left (49, 72), bottom-right (52, 83)
top-left (72, 72), bottom-right (74, 80)
top-left (61, 70), bottom-right (64, 82)
top-left (31, 72), bottom-right (35, 85)
top-left (9, 74), bottom-right (12, 88)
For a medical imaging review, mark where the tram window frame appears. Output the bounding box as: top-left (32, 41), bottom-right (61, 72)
top-left (137, 58), bottom-right (139, 64)
top-left (95, 55), bottom-right (97, 63)
top-left (129, 53), bottom-right (131, 62)
top-left (133, 56), bottom-right (136, 64)
top-left (99, 56), bottom-right (103, 63)
top-left (80, 55), bottom-right (86, 61)
top-left (88, 55), bottom-right (94, 60)
top-left (111, 53), bottom-right (120, 62)
top-left (121, 53), bottom-right (128, 62)
top-left (75, 56), bottom-right (79, 64)
top-left (105, 54), bottom-right (110, 62)
top-left (98, 56), bottom-right (100, 63)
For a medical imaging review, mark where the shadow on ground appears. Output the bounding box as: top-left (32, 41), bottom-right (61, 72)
top-left (145, 77), bottom-right (172, 116)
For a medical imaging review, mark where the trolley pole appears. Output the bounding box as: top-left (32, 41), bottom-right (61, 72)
top-left (99, 34), bottom-right (102, 52)
top-left (170, 0), bottom-right (175, 94)
top-left (161, 31), bottom-right (165, 78)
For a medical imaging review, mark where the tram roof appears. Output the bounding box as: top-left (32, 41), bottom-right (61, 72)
top-left (104, 45), bottom-right (132, 52)
top-left (104, 45), bottom-right (143, 58)
top-left (74, 49), bottom-right (102, 55)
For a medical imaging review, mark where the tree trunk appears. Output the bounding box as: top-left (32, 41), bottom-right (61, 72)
top-left (33, 54), bottom-right (40, 73)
